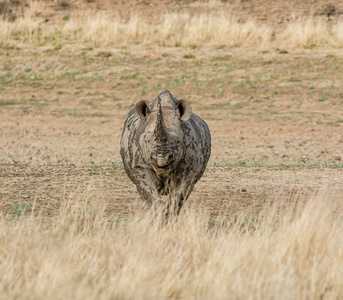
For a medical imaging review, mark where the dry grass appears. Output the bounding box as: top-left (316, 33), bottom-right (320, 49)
top-left (1, 2), bottom-right (343, 48)
top-left (279, 17), bottom-right (343, 48)
top-left (1, 191), bottom-right (343, 299)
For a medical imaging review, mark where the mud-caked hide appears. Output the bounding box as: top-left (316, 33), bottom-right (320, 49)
top-left (120, 90), bottom-right (211, 219)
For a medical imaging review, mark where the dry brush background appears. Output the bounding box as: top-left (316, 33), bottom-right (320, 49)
top-left (0, 0), bottom-right (343, 299)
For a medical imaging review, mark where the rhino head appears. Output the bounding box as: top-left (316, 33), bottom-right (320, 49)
top-left (134, 91), bottom-right (192, 177)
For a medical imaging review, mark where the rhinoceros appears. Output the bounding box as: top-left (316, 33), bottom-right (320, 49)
top-left (120, 90), bottom-right (211, 219)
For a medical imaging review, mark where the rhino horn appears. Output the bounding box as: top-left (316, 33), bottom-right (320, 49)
top-left (154, 97), bottom-right (168, 144)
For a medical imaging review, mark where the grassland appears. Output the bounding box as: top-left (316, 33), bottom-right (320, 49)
top-left (1, 191), bottom-right (343, 299)
top-left (0, 1), bottom-right (343, 299)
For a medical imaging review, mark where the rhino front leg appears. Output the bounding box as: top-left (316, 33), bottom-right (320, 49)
top-left (152, 178), bottom-right (189, 222)
top-left (162, 170), bottom-right (198, 218)
top-left (131, 167), bottom-right (163, 206)
top-left (151, 193), bottom-right (185, 226)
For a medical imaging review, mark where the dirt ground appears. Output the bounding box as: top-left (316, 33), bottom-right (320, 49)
top-left (1, 1), bottom-right (343, 220)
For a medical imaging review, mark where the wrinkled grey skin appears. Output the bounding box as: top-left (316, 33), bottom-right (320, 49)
top-left (120, 90), bottom-right (211, 219)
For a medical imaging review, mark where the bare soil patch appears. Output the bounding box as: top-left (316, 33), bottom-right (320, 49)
top-left (1, 164), bottom-right (342, 220)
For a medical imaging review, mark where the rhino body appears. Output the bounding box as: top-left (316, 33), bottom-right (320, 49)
top-left (120, 90), bottom-right (211, 217)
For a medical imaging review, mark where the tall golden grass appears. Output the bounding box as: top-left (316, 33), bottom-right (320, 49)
top-left (1, 2), bottom-right (343, 48)
top-left (1, 191), bottom-right (343, 299)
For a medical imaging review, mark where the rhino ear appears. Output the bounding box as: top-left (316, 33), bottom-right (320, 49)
top-left (134, 100), bottom-right (150, 120)
top-left (176, 99), bottom-right (192, 121)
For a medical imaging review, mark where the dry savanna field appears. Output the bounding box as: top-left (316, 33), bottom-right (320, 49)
top-left (1, 0), bottom-right (343, 299)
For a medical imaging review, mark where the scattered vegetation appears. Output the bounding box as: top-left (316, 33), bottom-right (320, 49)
top-left (11, 201), bottom-right (32, 217)
top-left (323, 4), bottom-right (336, 21)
